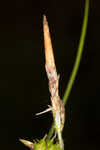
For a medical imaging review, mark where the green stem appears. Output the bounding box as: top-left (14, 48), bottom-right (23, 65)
top-left (58, 131), bottom-right (64, 150)
top-left (63, 0), bottom-right (89, 105)
top-left (46, 123), bottom-right (54, 141)
top-left (47, 0), bottom-right (89, 142)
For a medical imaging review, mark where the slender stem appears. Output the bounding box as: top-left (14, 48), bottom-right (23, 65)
top-left (58, 131), bottom-right (64, 150)
top-left (63, 0), bottom-right (89, 105)
top-left (47, 0), bottom-right (89, 140)
top-left (46, 123), bottom-right (54, 141)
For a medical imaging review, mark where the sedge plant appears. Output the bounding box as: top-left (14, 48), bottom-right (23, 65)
top-left (19, 0), bottom-right (89, 149)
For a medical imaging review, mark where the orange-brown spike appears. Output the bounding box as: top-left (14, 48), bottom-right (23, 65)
top-left (43, 15), bottom-right (65, 149)
top-left (43, 15), bottom-right (55, 68)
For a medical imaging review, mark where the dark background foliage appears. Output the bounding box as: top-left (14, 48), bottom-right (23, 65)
top-left (0, 0), bottom-right (100, 150)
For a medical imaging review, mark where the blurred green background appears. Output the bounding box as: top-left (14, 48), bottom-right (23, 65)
top-left (0, 0), bottom-right (100, 150)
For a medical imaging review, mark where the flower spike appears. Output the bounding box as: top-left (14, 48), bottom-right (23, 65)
top-left (43, 15), bottom-right (65, 150)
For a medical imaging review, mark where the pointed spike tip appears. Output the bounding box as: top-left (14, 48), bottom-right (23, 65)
top-left (43, 14), bottom-right (47, 25)
top-left (43, 14), bottom-right (55, 68)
